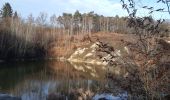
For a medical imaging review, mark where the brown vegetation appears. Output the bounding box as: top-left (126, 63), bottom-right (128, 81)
top-left (92, 0), bottom-right (170, 99)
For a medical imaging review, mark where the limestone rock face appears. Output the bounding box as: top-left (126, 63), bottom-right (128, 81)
top-left (68, 42), bottom-right (129, 66)
top-left (68, 42), bottom-right (104, 65)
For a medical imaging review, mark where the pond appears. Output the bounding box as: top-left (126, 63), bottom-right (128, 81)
top-left (0, 60), bottom-right (128, 100)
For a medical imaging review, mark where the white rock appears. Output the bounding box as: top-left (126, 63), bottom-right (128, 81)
top-left (91, 49), bottom-right (95, 53)
top-left (124, 46), bottom-right (129, 54)
top-left (96, 61), bottom-right (102, 65)
top-left (102, 62), bottom-right (108, 66)
top-left (115, 50), bottom-right (121, 56)
top-left (90, 42), bottom-right (99, 49)
top-left (105, 54), bottom-right (112, 59)
top-left (85, 53), bottom-right (93, 57)
top-left (73, 65), bottom-right (85, 72)
top-left (89, 60), bottom-right (95, 64)
top-left (78, 48), bottom-right (85, 54)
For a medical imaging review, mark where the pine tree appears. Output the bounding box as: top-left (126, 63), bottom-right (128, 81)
top-left (13, 11), bottom-right (18, 19)
top-left (1, 2), bottom-right (13, 18)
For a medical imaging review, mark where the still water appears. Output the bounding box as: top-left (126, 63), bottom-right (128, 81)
top-left (0, 60), bottom-right (127, 100)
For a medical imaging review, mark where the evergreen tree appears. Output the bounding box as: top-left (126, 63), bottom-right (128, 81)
top-left (1, 2), bottom-right (13, 18)
top-left (74, 10), bottom-right (82, 21)
top-left (73, 10), bottom-right (82, 32)
top-left (13, 11), bottom-right (18, 19)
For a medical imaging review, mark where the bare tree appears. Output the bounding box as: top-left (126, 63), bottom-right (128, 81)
top-left (36, 12), bottom-right (48, 26)
top-left (96, 0), bottom-right (170, 99)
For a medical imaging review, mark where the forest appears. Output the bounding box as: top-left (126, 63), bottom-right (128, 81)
top-left (0, 2), bottom-right (169, 60)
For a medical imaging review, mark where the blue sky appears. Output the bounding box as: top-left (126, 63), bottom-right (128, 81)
top-left (0, 0), bottom-right (170, 19)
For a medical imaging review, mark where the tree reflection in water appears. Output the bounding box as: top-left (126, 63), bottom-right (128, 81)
top-left (0, 61), bottom-right (128, 100)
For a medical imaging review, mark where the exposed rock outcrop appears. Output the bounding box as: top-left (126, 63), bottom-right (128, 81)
top-left (68, 42), bottom-right (105, 65)
top-left (68, 42), bottom-right (129, 66)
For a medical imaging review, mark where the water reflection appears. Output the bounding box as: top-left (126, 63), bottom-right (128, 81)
top-left (0, 61), bottom-right (126, 100)
top-left (0, 61), bottom-right (44, 93)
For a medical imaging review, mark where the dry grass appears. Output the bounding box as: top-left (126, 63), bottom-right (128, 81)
top-left (47, 32), bottom-right (138, 58)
